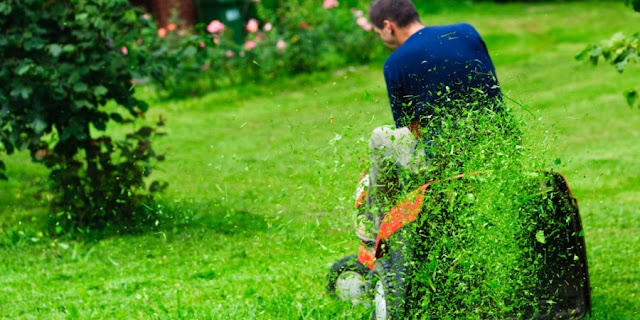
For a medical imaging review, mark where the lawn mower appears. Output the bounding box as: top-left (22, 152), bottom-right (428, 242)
top-left (327, 171), bottom-right (591, 319)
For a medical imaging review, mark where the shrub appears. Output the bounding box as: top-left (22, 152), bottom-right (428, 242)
top-left (138, 0), bottom-right (382, 98)
top-left (576, 0), bottom-right (640, 108)
top-left (0, 0), bottom-right (165, 235)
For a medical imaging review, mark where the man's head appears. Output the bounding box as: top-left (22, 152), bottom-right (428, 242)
top-left (369, 0), bottom-right (421, 49)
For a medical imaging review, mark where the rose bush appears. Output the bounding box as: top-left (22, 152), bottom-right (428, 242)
top-left (137, 0), bottom-right (382, 98)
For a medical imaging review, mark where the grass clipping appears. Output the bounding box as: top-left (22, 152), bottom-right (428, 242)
top-left (381, 95), bottom-right (583, 319)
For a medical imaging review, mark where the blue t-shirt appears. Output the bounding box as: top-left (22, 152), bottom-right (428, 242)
top-left (383, 23), bottom-right (501, 128)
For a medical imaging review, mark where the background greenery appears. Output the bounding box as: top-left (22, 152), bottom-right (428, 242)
top-left (140, 0), bottom-right (381, 98)
top-left (0, 1), bottom-right (639, 319)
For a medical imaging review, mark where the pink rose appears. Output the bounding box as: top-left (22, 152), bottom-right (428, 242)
top-left (157, 27), bottom-right (167, 38)
top-left (120, 46), bottom-right (128, 55)
top-left (207, 20), bottom-right (225, 34)
top-left (263, 22), bottom-right (272, 32)
top-left (356, 17), bottom-right (368, 27)
top-left (244, 40), bottom-right (256, 50)
top-left (356, 17), bottom-right (373, 31)
top-left (323, 0), bottom-right (339, 9)
top-left (246, 19), bottom-right (259, 33)
top-left (276, 40), bottom-right (286, 50)
top-left (199, 41), bottom-right (205, 48)
top-left (351, 9), bottom-right (363, 17)
top-left (213, 37), bottom-right (220, 45)
top-left (226, 50), bottom-right (235, 58)
top-left (167, 23), bottom-right (177, 31)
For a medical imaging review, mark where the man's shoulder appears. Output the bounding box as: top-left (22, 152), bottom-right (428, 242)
top-left (429, 23), bottom-right (479, 37)
top-left (383, 23), bottom-right (483, 71)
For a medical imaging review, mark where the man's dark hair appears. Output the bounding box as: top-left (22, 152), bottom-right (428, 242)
top-left (369, 0), bottom-right (420, 29)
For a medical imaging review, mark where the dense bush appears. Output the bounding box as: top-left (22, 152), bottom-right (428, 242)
top-left (0, 0), bottom-right (165, 235)
top-left (137, 0), bottom-right (382, 98)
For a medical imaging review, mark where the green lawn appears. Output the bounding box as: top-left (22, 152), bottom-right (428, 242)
top-left (1, 1), bottom-right (639, 319)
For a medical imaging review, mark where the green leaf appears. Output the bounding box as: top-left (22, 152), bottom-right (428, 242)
top-left (49, 44), bottom-right (62, 57)
top-left (535, 230), bottom-right (546, 244)
top-left (94, 120), bottom-right (106, 131)
top-left (624, 89), bottom-right (638, 107)
top-left (73, 100), bottom-right (92, 109)
top-left (0, 160), bottom-right (5, 171)
top-left (16, 64), bottom-right (31, 76)
top-left (137, 100), bottom-right (149, 113)
top-left (110, 113), bottom-right (124, 123)
top-left (0, 3), bottom-right (12, 15)
top-left (0, 172), bottom-right (7, 180)
top-left (183, 46), bottom-right (197, 57)
top-left (73, 82), bottom-right (88, 93)
top-left (136, 126), bottom-right (153, 137)
top-left (616, 59), bottom-right (628, 73)
top-left (10, 86), bottom-right (33, 99)
top-left (62, 44), bottom-right (76, 54)
top-left (31, 118), bottom-right (47, 134)
top-left (575, 46), bottom-right (592, 62)
top-left (94, 85), bottom-right (108, 96)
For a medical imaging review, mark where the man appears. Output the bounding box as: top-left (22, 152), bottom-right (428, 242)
top-left (356, 0), bottom-right (502, 240)
top-left (370, 0), bottom-right (501, 136)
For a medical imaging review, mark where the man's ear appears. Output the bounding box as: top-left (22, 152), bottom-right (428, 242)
top-left (383, 19), bottom-right (394, 33)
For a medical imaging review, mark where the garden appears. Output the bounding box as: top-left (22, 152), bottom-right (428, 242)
top-left (0, 0), bottom-right (639, 319)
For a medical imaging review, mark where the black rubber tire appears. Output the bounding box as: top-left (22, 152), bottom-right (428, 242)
top-left (327, 254), bottom-right (371, 299)
top-left (371, 233), bottom-right (410, 320)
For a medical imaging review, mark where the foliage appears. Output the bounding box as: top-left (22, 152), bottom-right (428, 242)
top-left (627, 0), bottom-right (640, 11)
top-left (254, 0), bottom-right (381, 73)
top-left (138, 0), bottom-right (381, 98)
top-left (576, 0), bottom-right (640, 108)
top-left (0, 0), bottom-right (165, 234)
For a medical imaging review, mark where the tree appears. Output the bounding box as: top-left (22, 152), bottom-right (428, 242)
top-left (0, 0), bottom-right (165, 234)
top-left (576, 0), bottom-right (640, 108)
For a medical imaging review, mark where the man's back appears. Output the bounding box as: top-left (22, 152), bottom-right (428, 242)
top-left (383, 23), bottom-right (501, 128)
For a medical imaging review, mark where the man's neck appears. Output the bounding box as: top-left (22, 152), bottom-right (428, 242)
top-left (395, 22), bottom-right (425, 46)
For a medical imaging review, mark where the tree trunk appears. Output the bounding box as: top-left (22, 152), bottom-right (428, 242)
top-left (83, 124), bottom-right (100, 226)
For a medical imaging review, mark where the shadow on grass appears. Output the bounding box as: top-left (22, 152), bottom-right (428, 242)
top-left (77, 198), bottom-right (270, 241)
top-left (0, 194), bottom-right (269, 249)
